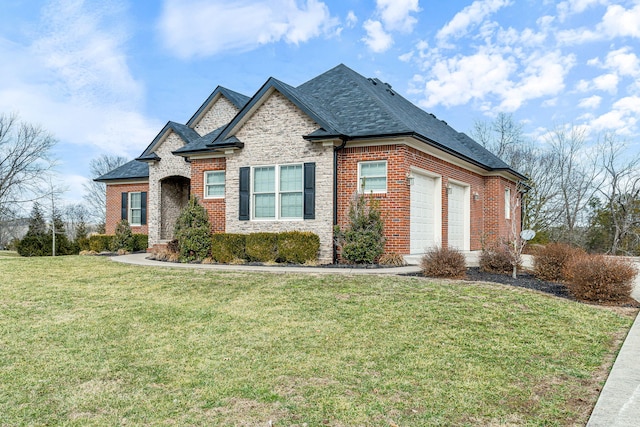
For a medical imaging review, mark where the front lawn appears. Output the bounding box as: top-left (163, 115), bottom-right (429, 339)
top-left (0, 256), bottom-right (634, 426)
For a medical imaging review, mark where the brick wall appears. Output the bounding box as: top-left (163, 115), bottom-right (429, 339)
top-left (105, 182), bottom-right (149, 235)
top-left (190, 157), bottom-right (226, 233)
top-left (337, 143), bottom-right (520, 254)
top-left (193, 96), bottom-right (239, 135)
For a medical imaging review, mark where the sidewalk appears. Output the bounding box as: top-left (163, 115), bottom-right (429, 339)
top-left (112, 253), bottom-right (640, 426)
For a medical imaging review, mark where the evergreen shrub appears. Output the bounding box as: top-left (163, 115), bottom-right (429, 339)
top-left (246, 232), bottom-right (278, 262)
top-left (174, 197), bottom-right (212, 262)
top-left (211, 233), bottom-right (246, 263)
top-left (277, 231), bottom-right (319, 264)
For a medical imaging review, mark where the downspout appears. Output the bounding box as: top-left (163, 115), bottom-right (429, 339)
top-left (333, 136), bottom-right (349, 263)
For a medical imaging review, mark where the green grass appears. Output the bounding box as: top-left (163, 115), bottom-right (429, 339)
top-left (0, 256), bottom-right (634, 426)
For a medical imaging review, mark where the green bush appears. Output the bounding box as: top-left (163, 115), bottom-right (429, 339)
top-left (246, 232), bottom-right (278, 262)
top-left (421, 246), bottom-right (466, 278)
top-left (76, 236), bottom-right (91, 252)
top-left (89, 234), bottom-right (114, 252)
top-left (132, 234), bottom-right (149, 252)
top-left (17, 234), bottom-right (51, 257)
top-left (277, 231), bottom-right (319, 264)
top-left (211, 234), bottom-right (246, 263)
top-left (111, 220), bottom-right (135, 252)
top-left (336, 193), bottom-right (385, 264)
top-left (174, 197), bottom-right (212, 262)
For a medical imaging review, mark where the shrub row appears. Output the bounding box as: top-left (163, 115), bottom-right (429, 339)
top-left (532, 243), bottom-right (636, 303)
top-left (211, 231), bottom-right (319, 264)
top-left (88, 233), bottom-right (148, 252)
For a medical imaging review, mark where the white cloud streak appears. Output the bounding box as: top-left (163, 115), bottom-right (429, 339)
top-left (436, 0), bottom-right (511, 44)
top-left (158, 0), bottom-right (338, 58)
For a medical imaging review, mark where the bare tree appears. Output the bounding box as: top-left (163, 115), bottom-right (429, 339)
top-left (472, 113), bottom-right (560, 236)
top-left (546, 125), bottom-right (600, 245)
top-left (64, 203), bottom-right (92, 240)
top-left (596, 133), bottom-right (640, 254)
top-left (0, 113), bottom-right (57, 221)
top-left (82, 154), bottom-right (128, 225)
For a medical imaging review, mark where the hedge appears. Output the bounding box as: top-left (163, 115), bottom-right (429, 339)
top-left (89, 234), bottom-right (148, 252)
top-left (210, 231), bottom-right (319, 264)
top-left (211, 233), bottom-right (246, 263)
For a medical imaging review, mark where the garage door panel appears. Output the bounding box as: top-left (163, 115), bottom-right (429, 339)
top-left (410, 174), bottom-right (435, 254)
top-left (448, 183), bottom-right (466, 250)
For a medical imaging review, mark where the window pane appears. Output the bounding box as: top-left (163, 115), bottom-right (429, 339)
top-left (254, 194), bottom-right (275, 218)
top-left (280, 165), bottom-right (302, 192)
top-left (206, 171), bottom-right (224, 185)
top-left (206, 184), bottom-right (224, 197)
top-left (130, 192), bottom-right (141, 209)
top-left (254, 167), bottom-right (275, 193)
top-left (131, 209), bottom-right (141, 225)
top-left (362, 176), bottom-right (386, 191)
top-left (280, 193), bottom-right (303, 218)
top-left (361, 161), bottom-right (386, 177)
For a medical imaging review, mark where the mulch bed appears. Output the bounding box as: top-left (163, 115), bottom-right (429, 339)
top-left (403, 268), bottom-right (639, 308)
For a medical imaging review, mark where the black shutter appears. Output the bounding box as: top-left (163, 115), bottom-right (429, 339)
top-left (239, 167), bottom-right (250, 220)
top-left (140, 192), bottom-right (147, 225)
top-left (121, 192), bottom-right (128, 221)
top-left (303, 162), bottom-right (315, 220)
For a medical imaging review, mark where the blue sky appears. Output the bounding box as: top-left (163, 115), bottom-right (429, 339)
top-left (1, 0), bottom-right (639, 206)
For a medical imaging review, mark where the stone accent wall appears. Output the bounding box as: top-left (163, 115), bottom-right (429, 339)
top-left (337, 144), bottom-right (519, 253)
top-left (105, 182), bottom-right (149, 235)
top-left (225, 91), bottom-right (334, 263)
top-left (194, 96), bottom-right (239, 135)
top-left (190, 157), bottom-right (226, 233)
top-left (148, 132), bottom-right (191, 245)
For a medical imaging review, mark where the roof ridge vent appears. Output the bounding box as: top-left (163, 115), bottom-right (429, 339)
top-left (384, 82), bottom-right (392, 89)
top-left (368, 78), bottom-right (377, 85)
top-left (386, 88), bottom-right (395, 96)
top-left (441, 119), bottom-right (448, 125)
top-left (429, 113), bottom-right (437, 118)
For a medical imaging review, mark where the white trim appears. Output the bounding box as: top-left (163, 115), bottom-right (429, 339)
top-left (250, 163), bottom-right (304, 221)
top-left (203, 170), bottom-right (225, 199)
top-left (357, 160), bottom-right (388, 194)
top-left (128, 191), bottom-right (142, 226)
top-left (185, 152), bottom-right (227, 160)
top-left (447, 179), bottom-right (470, 251)
top-left (505, 187), bottom-right (511, 219)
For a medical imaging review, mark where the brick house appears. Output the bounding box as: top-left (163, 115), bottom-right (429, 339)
top-left (96, 64), bottom-right (524, 263)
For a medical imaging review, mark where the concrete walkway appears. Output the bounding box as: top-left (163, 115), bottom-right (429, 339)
top-left (112, 253), bottom-right (639, 426)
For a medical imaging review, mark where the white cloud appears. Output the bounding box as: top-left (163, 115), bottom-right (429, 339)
top-left (589, 96), bottom-right (640, 135)
top-left (0, 0), bottom-right (159, 159)
top-left (599, 3), bottom-right (640, 38)
top-left (557, 0), bottom-right (606, 21)
top-left (593, 73), bottom-right (619, 93)
top-left (602, 47), bottom-right (640, 77)
top-left (375, 0), bottom-right (420, 32)
top-left (578, 95), bottom-right (602, 109)
top-left (436, 0), bottom-right (511, 43)
top-left (346, 10), bottom-right (358, 28)
top-left (158, 0), bottom-right (338, 58)
top-left (418, 50), bottom-right (516, 108)
top-left (558, 2), bottom-right (640, 44)
top-left (497, 51), bottom-right (575, 111)
top-left (362, 20), bottom-right (393, 53)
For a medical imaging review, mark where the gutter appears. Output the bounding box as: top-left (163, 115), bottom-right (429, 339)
top-left (333, 136), bottom-right (349, 263)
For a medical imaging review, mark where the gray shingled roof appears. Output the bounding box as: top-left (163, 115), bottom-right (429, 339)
top-left (94, 160), bottom-right (149, 182)
top-left (296, 64), bottom-right (516, 173)
top-left (103, 64), bottom-right (522, 181)
top-left (137, 121), bottom-right (201, 161)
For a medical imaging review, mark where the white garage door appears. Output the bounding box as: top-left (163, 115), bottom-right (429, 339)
top-left (410, 173), bottom-right (435, 254)
top-left (448, 183), bottom-right (466, 250)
